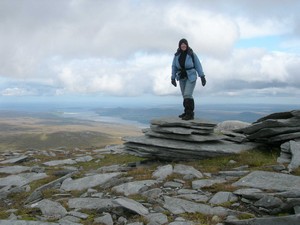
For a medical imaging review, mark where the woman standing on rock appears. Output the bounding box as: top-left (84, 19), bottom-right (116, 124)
top-left (171, 38), bottom-right (206, 120)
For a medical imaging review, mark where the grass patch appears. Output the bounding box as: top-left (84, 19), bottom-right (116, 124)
top-left (127, 194), bottom-right (148, 202)
top-left (126, 167), bottom-right (154, 180)
top-left (237, 213), bottom-right (255, 220)
top-left (77, 154), bottom-right (145, 171)
top-left (185, 148), bottom-right (279, 173)
top-left (0, 210), bottom-right (9, 220)
top-left (292, 167), bottom-right (300, 176)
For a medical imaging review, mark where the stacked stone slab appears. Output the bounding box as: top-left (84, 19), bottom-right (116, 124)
top-left (236, 110), bottom-right (300, 144)
top-left (236, 110), bottom-right (300, 171)
top-left (123, 117), bottom-right (256, 160)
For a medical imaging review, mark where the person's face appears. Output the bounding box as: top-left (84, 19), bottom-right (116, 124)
top-left (180, 43), bottom-right (187, 51)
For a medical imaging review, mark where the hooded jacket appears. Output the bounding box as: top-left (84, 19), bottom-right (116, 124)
top-left (171, 49), bottom-right (204, 82)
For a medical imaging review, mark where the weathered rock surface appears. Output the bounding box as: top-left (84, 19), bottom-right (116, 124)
top-left (163, 196), bottom-right (228, 216)
top-left (0, 165), bottom-right (30, 174)
top-left (232, 171), bottom-right (300, 191)
top-left (236, 110), bottom-right (300, 171)
top-left (225, 214), bottom-right (300, 225)
top-left (123, 117), bottom-right (258, 160)
top-left (31, 199), bottom-right (67, 219)
top-left (1, 111), bottom-right (300, 225)
top-left (0, 172), bottom-right (48, 187)
top-left (60, 172), bottom-right (122, 191)
top-left (112, 180), bottom-right (158, 196)
top-left (237, 110), bottom-right (300, 144)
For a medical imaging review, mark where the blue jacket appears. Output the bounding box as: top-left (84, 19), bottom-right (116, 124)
top-left (171, 52), bottom-right (204, 82)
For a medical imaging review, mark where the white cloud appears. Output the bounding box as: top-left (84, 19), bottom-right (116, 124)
top-left (0, 0), bottom-right (300, 102)
top-left (202, 49), bottom-right (300, 97)
top-left (236, 17), bottom-right (293, 39)
top-left (1, 87), bottom-right (36, 96)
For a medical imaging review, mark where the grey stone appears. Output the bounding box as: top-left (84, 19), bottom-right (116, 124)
top-left (59, 215), bottom-right (81, 223)
top-left (281, 141), bottom-right (291, 152)
top-left (94, 213), bottom-right (114, 225)
top-left (152, 164), bottom-right (173, 180)
top-left (177, 194), bottom-right (209, 202)
top-left (117, 216), bottom-right (127, 224)
top-left (150, 124), bottom-right (213, 135)
top-left (220, 131), bottom-right (247, 143)
top-left (147, 128), bottom-right (222, 141)
top-left (113, 197), bottom-right (149, 215)
top-left (268, 131), bottom-right (300, 143)
top-left (67, 211), bottom-right (89, 219)
top-left (0, 155), bottom-right (29, 164)
top-left (57, 220), bottom-right (82, 225)
top-left (0, 166), bottom-right (30, 174)
top-left (294, 205), bottom-right (300, 214)
top-left (224, 214), bottom-right (300, 225)
top-left (97, 164), bottom-right (128, 173)
top-left (68, 198), bottom-right (118, 210)
top-left (60, 172), bottom-right (121, 191)
top-left (209, 192), bottom-right (238, 205)
top-left (145, 213), bottom-right (168, 225)
top-left (288, 140), bottom-right (300, 172)
top-left (177, 189), bottom-right (198, 195)
top-left (218, 171), bottom-right (250, 177)
top-left (233, 188), bottom-right (264, 200)
top-left (277, 152), bottom-right (291, 164)
top-left (25, 171), bottom-right (77, 204)
top-left (75, 155), bottom-right (93, 162)
top-left (43, 159), bottom-right (77, 166)
top-left (124, 136), bottom-right (257, 160)
top-left (254, 196), bottom-right (283, 209)
top-left (192, 178), bottom-right (226, 189)
top-left (112, 180), bottom-right (158, 196)
top-left (163, 181), bottom-right (183, 189)
top-left (0, 173), bottom-right (48, 187)
top-left (168, 221), bottom-right (195, 225)
top-left (247, 127), bottom-right (300, 141)
top-left (232, 171), bottom-right (300, 191)
top-left (31, 199), bottom-right (67, 219)
top-left (151, 117), bottom-right (216, 128)
top-left (237, 117), bottom-right (300, 135)
top-left (256, 111), bottom-right (296, 122)
top-left (216, 120), bottom-right (250, 132)
top-left (0, 220), bottom-right (58, 225)
top-left (274, 189), bottom-right (300, 198)
top-left (163, 196), bottom-right (228, 216)
top-left (174, 164), bottom-right (203, 178)
top-left (126, 223), bottom-right (144, 225)
top-left (141, 188), bottom-right (163, 199)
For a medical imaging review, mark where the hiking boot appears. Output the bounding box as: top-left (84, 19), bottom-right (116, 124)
top-left (181, 98), bottom-right (194, 120)
top-left (178, 99), bottom-right (187, 118)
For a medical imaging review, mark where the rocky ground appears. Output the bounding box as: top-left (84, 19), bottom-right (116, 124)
top-left (0, 112), bottom-right (300, 225)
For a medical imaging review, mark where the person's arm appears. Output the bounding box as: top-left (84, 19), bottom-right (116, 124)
top-left (171, 56), bottom-right (178, 80)
top-left (193, 53), bottom-right (204, 77)
top-left (193, 53), bottom-right (206, 86)
top-left (171, 56), bottom-right (178, 87)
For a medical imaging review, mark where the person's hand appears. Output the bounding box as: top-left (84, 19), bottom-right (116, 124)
top-left (201, 76), bottom-right (206, 87)
top-left (171, 79), bottom-right (177, 87)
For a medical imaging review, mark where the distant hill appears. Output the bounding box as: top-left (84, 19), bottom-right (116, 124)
top-left (94, 104), bottom-right (299, 124)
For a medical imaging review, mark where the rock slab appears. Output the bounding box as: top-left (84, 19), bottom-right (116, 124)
top-left (233, 171), bottom-right (300, 191)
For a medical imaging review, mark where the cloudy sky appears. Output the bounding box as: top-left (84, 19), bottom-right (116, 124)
top-left (1, 0), bottom-right (300, 105)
